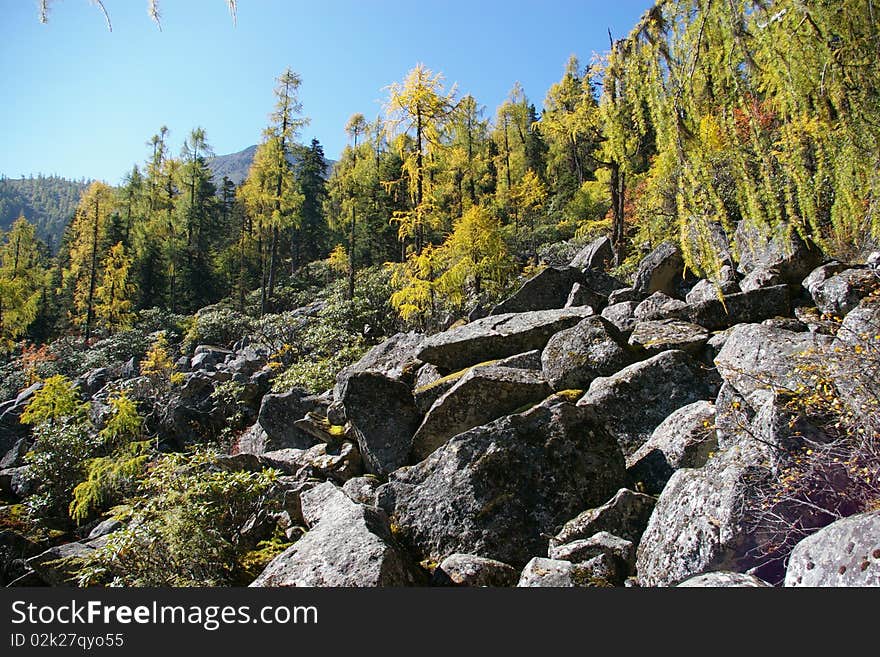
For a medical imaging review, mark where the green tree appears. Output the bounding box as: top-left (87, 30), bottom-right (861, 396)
top-left (94, 242), bottom-right (135, 334)
top-left (0, 215), bottom-right (46, 351)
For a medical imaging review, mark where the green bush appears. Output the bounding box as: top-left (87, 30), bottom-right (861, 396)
top-left (182, 307), bottom-right (255, 353)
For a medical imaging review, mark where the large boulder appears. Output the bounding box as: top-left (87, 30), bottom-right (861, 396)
top-left (411, 365), bottom-right (550, 461)
top-left (27, 541), bottom-right (97, 586)
top-left (634, 292), bottom-right (689, 322)
top-left (784, 511), bottom-right (880, 587)
top-left (677, 572), bottom-right (772, 587)
top-left (432, 553), bottom-right (519, 587)
top-left (377, 397), bottom-right (627, 567)
top-left (416, 307), bottom-right (594, 372)
top-left (632, 241), bottom-right (684, 297)
top-left (516, 557), bottom-right (609, 587)
top-left (250, 483), bottom-right (422, 587)
top-left (808, 268), bottom-right (877, 317)
top-left (832, 297), bottom-right (880, 424)
top-left (685, 277), bottom-right (740, 305)
top-left (257, 389), bottom-right (320, 451)
top-left (339, 372), bottom-right (421, 477)
top-left (548, 531), bottom-right (635, 578)
top-left (0, 382), bottom-right (41, 455)
top-left (734, 220), bottom-right (821, 284)
top-left (626, 400), bottom-right (717, 494)
top-left (714, 324), bottom-right (832, 398)
top-left (333, 331), bottom-right (425, 399)
top-left (490, 267), bottom-right (584, 315)
top-left (628, 320), bottom-right (709, 356)
top-left (577, 350), bottom-right (712, 456)
top-left (565, 283), bottom-right (606, 311)
top-left (540, 316), bottom-right (632, 392)
top-left (550, 488), bottom-right (657, 548)
top-left (635, 442), bottom-right (769, 587)
top-left (685, 285), bottom-right (791, 331)
top-left (570, 236), bottom-right (614, 271)
top-left (601, 301), bottom-right (639, 333)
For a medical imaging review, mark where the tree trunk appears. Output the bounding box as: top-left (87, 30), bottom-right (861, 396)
top-left (84, 197), bottom-right (100, 344)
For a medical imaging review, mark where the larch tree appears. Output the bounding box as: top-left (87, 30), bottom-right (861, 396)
top-left (0, 216), bottom-right (46, 352)
top-left (94, 242), bottom-right (135, 334)
top-left (343, 113), bottom-right (368, 299)
top-left (64, 181), bottom-right (116, 344)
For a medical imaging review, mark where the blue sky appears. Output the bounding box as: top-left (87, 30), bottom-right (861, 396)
top-left (1, 0), bottom-right (652, 184)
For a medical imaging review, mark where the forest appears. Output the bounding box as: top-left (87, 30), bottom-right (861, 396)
top-left (1, 0), bottom-right (879, 587)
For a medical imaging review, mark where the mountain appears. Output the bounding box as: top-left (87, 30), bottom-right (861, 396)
top-left (207, 144), bottom-right (336, 186)
top-left (0, 175), bottom-right (91, 249)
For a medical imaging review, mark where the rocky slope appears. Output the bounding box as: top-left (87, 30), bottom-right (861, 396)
top-left (3, 226), bottom-right (880, 587)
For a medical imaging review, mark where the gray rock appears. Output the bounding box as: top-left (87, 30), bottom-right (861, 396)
top-left (608, 287), bottom-right (641, 305)
top-left (565, 282), bottom-right (605, 311)
top-left (685, 278), bottom-right (740, 305)
top-left (433, 553), bottom-right (519, 587)
top-left (734, 220), bottom-right (821, 284)
top-left (333, 331), bottom-right (425, 399)
top-left (686, 285), bottom-right (792, 330)
top-left (635, 442), bottom-right (769, 587)
top-left (377, 397), bottom-right (626, 567)
top-left (678, 572), bottom-right (772, 587)
top-left (633, 241), bottom-right (684, 297)
top-left (581, 269), bottom-right (628, 299)
top-left (190, 346), bottom-right (232, 371)
top-left (634, 292), bottom-right (688, 322)
top-left (27, 542), bottom-right (96, 586)
top-left (809, 268), bottom-right (877, 317)
top-left (761, 317), bottom-right (808, 332)
top-left (714, 324), bottom-right (832, 398)
top-left (0, 382), bottom-right (41, 454)
top-left (87, 518), bottom-right (122, 540)
top-left (411, 365), bottom-right (550, 461)
top-left (784, 511), bottom-right (880, 587)
top-left (549, 532), bottom-right (635, 572)
top-left (250, 483), bottom-right (422, 587)
top-left (1, 438), bottom-right (29, 469)
top-left (626, 400), bottom-right (717, 494)
top-left (541, 316), bottom-right (631, 392)
top-left (257, 389), bottom-right (320, 451)
top-left (342, 476), bottom-right (381, 506)
top-left (628, 320), bottom-right (709, 356)
top-left (340, 372), bottom-right (421, 477)
top-left (0, 467), bottom-right (34, 498)
top-left (570, 236), bottom-right (614, 271)
top-left (491, 267), bottom-right (585, 315)
top-left (416, 307), bottom-right (594, 372)
top-left (517, 557), bottom-right (589, 587)
top-left (739, 267), bottom-right (782, 293)
top-left (550, 488), bottom-right (657, 548)
top-left (577, 350), bottom-right (711, 456)
top-left (832, 297), bottom-right (880, 424)
top-left (802, 262), bottom-right (850, 299)
top-left (601, 301), bottom-right (639, 334)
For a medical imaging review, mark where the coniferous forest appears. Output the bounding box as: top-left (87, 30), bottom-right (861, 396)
top-left (2, 1), bottom-right (879, 588)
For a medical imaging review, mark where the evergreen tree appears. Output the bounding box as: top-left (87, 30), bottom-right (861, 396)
top-left (0, 216), bottom-right (46, 351)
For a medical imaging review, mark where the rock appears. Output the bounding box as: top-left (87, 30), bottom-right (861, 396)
top-left (1, 438), bottom-right (30, 469)
top-left (75, 367), bottom-right (111, 399)
top-left (714, 324), bottom-right (832, 398)
top-left (686, 285), bottom-right (792, 330)
top-left (250, 483), bottom-right (422, 587)
top-left (0, 528), bottom-right (41, 586)
top-left (577, 350), bottom-right (711, 456)
top-left (491, 267), bottom-right (585, 315)
top-left (414, 362), bottom-right (443, 391)
top-left (540, 316), bottom-right (631, 392)
top-left (565, 282), bottom-right (605, 311)
top-left (685, 278), bottom-right (739, 305)
top-left (411, 365), bottom-right (550, 461)
top-left (342, 476), bottom-right (381, 506)
top-left (340, 372), bottom-right (421, 477)
top-left (635, 442), bottom-right (769, 587)
top-left (634, 292), bottom-right (688, 322)
top-left (628, 320), bottom-right (709, 356)
top-left (433, 553), bottom-right (519, 587)
top-left (626, 401), bottom-right (717, 494)
top-left (549, 531), bottom-right (635, 573)
top-left (809, 268), bottom-right (877, 317)
top-left (762, 317), bottom-right (808, 332)
top-left (601, 301), bottom-right (639, 333)
top-left (0, 467), bottom-right (34, 498)
top-left (581, 270), bottom-right (628, 299)
top-left (377, 397), bottom-right (626, 567)
top-left (0, 382), bottom-right (41, 454)
top-left (333, 331), bottom-right (425, 399)
top-left (570, 236), bottom-right (614, 271)
top-left (632, 241), bottom-right (684, 297)
top-left (784, 511), bottom-right (880, 587)
top-left (832, 297), bottom-right (880, 422)
top-left (802, 262), bottom-right (850, 298)
top-left (417, 307), bottom-right (594, 372)
top-left (550, 488), bottom-right (657, 548)
top-left (325, 400), bottom-right (347, 426)
top-left (739, 267), bottom-right (782, 293)
top-left (27, 542), bottom-right (96, 586)
top-left (190, 346), bottom-right (232, 371)
top-left (87, 518), bottom-right (122, 540)
top-left (517, 557), bottom-right (614, 587)
top-left (678, 572), bottom-right (772, 587)
top-left (608, 287), bottom-right (641, 305)
top-left (257, 389), bottom-right (320, 451)
top-left (734, 220), bottom-right (821, 284)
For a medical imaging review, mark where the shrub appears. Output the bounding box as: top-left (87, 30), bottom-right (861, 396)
top-left (182, 307), bottom-right (254, 354)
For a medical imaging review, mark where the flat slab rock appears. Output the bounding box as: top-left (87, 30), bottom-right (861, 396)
top-left (677, 572), bottom-right (771, 587)
top-left (251, 482), bottom-right (422, 587)
top-left (784, 510), bottom-right (880, 587)
top-left (417, 307), bottom-right (595, 372)
top-left (433, 553), bottom-right (519, 587)
top-left (628, 320), bottom-right (709, 356)
top-left (377, 397), bottom-right (627, 568)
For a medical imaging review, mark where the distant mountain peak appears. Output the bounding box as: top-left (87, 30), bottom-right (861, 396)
top-left (207, 144), bottom-right (335, 187)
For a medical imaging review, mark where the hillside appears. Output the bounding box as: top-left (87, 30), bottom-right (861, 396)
top-left (208, 144), bottom-right (335, 186)
top-left (0, 175), bottom-right (90, 248)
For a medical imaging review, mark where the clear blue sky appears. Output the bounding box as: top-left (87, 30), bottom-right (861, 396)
top-left (1, 0), bottom-right (652, 185)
